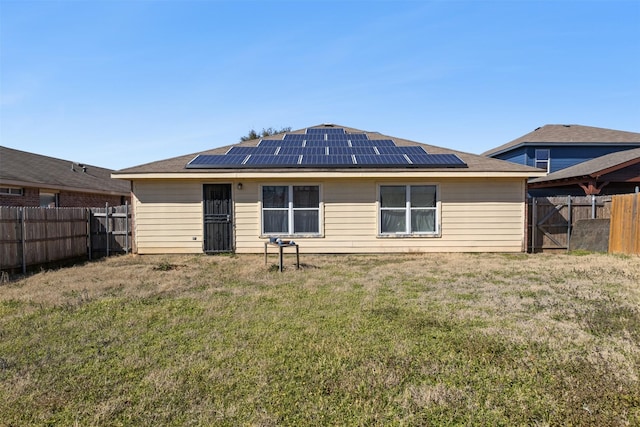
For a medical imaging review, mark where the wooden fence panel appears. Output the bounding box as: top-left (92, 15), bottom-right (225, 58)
top-left (0, 207), bottom-right (22, 270)
top-left (609, 193), bottom-right (640, 255)
top-left (529, 196), bottom-right (611, 252)
top-left (0, 204), bottom-right (130, 273)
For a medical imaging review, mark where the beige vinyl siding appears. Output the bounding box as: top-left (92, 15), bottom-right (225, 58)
top-left (131, 177), bottom-right (527, 254)
top-left (132, 180), bottom-right (204, 253)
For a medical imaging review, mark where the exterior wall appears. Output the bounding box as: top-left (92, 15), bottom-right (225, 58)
top-left (0, 185), bottom-right (129, 207)
top-left (494, 146), bottom-right (640, 173)
top-left (132, 177), bottom-right (527, 254)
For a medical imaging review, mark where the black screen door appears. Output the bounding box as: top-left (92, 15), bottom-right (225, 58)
top-left (203, 184), bottom-right (233, 253)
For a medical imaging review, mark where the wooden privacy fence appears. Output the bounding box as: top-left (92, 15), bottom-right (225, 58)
top-left (609, 193), bottom-right (640, 255)
top-left (0, 203), bottom-right (131, 274)
top-left (529, 196), bottom-right (612, 252)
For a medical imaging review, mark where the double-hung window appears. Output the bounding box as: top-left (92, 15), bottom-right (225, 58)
top-left (379, 185), bottom-right (438, 235)
top-left (262, 185), bottom-right (320, 235)
top-left (535, 149), bottom-right (550, 172)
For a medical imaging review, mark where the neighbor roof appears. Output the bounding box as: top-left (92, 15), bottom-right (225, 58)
top-left (529, 147), bottom-right (640, 185)
top-left (1, 146), bottom-right (130, 195)
top-left (482, 124), bottom-right (640, 157)
top-left (113, 124), bottom-right (544, 177)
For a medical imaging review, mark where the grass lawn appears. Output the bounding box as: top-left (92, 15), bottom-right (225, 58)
top-left (1, 252), bottom-right (639, 426)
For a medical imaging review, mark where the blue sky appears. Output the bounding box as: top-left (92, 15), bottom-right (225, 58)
top-left (1, 0), bottom-right (639, 170)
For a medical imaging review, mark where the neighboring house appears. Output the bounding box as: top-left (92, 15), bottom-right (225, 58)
top-left (0, 146), bottom-right (130, 207)
top-left (528, 148), bottom-right (640, 196)
top-left (482, 124), bottom-right (640, 174)
top-left (112, 124), bottom-right (544, 255)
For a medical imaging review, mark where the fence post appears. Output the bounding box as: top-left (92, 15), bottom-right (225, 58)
top-left (105, 202), bottom-right (110, 257)
top-left (20, 207), bottom-right (26, 274)
top-left (531, 198), bottom-right (537, 253)
top-left (566, 196), bottom-right (572, 251)
top-left (87, 208), bottom-right (92, 261)
top-left (125, 201), bottom-right (129, 254)
top-left (591, 194), bottom-right (596, 219)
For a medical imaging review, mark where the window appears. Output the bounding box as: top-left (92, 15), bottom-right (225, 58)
top-left (379, 185), bottom-right (437, 235)
top-left (0, 187), bottom-right (23, 196)
top-left (535, 149), bottom-right (550, 172)
top-left (262, 185), bottom-right (320, 235)
top-left (39, 192), bottom-right (58, 207)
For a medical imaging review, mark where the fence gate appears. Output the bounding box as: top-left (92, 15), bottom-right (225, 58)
top-left (203, 184), bottom-right (233, 253)
top-left (529, 196), bottom-right (612, 252)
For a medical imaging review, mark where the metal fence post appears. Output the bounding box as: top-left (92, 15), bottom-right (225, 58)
top-left (591, 194), bottom-right (596, 219)
top-left (125, 201), bottom-right (129, 254)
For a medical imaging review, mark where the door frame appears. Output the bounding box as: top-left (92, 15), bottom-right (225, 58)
top-left (202, 183), bottom-right (234, 253)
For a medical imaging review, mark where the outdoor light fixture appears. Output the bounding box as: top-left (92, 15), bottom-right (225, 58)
top-left (237, 183), bottom-right (243, 190)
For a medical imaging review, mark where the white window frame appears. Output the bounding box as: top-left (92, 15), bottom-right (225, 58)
top-left (261, 184), bottom-right (322, 237)
top-left (378, 184), bottom-right (440, 237)
top-left (0, 187), bottom-right (24, 196)
top-left (535, 149), bottom-right (550, 172)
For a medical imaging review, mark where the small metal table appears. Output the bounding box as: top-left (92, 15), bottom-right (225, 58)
top-left (264, 241), bottom-right (300, 272)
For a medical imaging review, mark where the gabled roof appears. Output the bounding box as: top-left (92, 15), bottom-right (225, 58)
top-left (483, 124), bottom-right (640, 157)
top-left (529, 147), bottom-right (640, 185)
top-left (0, 146), bottom-right (130, 195)
top-left (113, 124), bottom-right (544, 178)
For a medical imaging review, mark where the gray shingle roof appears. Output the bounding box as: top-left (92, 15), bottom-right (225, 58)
top-left (113, 124), bottom-right (543, 175)
top-left (483, 124), bottom-right (640, 157)
top-left (529, 147), bottom-right (640, 184)
top-left (1, 146), bottom-right (130, 194)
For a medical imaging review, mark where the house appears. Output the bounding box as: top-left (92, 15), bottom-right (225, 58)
top-left (528, 147), bottom-right (640, 196)
top-left (112, 124), bottom-right (544, 255)
top-left (0, 146), bottom-right (131, 207)
top-left (482, 124), bottom-right (640, 174)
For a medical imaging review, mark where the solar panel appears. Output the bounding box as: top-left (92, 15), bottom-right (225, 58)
top-left (186, 155), bottom-right (247, 168)
top-left (407, 154), bottom-right (467, 167)
top-left (278, 147), bottom-right (328, 155)
top-left (227, 146), bottom-right (278, 155)
top-left (355, 154), bottom-right (410, 166)
top-left (376, 146), bottom-right (427, 155)
top-left (300, 155), bottom-right (354, 166)
top-left (259, 139), bottom-right (303, 147)
top-left (366, 139), bottom-right (396, 147)
top-left (283, 134), bottom-right (306, 141)
top-left (329, 146), bottom-right (377, 155)
top-left (347, 133), bottom-right (369, 140)
top-left (305, 140), bottom-right (350, 147)
top-left (244, 155), bottom-right (300, 166)
top-left (306, 128), bottom-right (345, 135)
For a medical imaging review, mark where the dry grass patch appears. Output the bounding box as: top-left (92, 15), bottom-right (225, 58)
top-left (1, 252), bottom-right (639, 425)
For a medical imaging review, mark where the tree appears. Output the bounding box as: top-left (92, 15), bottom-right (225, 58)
top-left (240, 126), bottom-right (292, 142)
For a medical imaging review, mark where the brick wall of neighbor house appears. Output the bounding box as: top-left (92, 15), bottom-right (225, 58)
top-left (0, 186), bottom-right (129, 207)
top-left (59, 191), bottom-right (129, 208)
top-left (0, 187), bottom-right (40, 207)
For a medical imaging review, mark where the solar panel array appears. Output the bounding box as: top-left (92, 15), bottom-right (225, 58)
top-left (186, 128), bottom-right (468, 169)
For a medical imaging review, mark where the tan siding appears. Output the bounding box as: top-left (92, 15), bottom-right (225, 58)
top-left (133, 180), bottom-right (204, 253)
top-left (133, 177), bottom-right (527, 254)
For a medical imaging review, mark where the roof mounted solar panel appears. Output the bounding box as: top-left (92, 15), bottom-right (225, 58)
top-left (329, 146), bottom-right (377, 155)
top-left (376, 146), bottom-right (427, 155)
top-left (259, 139), bottom-right (303, 147)
top-left (186, 154), bottom-right (247, 168)
top-left (244, 155), bottom-right (300, 166)
top-left (227, 146), bottom-right (278, 155)
top-left (347, 133), bottom-right (369, 140)
top-left (305, 140), bottom-right (350, 147)
top-left (278, 147), bottom-right (328, 155)
top-left (355, 154), bottom-right (410, 166)
top-left (407, 154), bottom-right (467, 168)
top-left (283, 134), bottom-right (306, 141)
top-left (306, 128), bottom-right (345, 135)
top-left (300, 155), bottom-right (354, 166)
top-left (351, 139), bottom-right (396, 147)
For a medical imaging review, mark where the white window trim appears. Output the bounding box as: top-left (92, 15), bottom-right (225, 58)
top-left (260, 184), bottom-right (324, 238)
top-left (535, 149), bottom-right (550, 173)
top-left (377, 183), bottom-right (441, 238)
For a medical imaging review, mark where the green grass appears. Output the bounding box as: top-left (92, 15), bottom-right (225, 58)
top-left (1, 253), bottom-right (639, 426)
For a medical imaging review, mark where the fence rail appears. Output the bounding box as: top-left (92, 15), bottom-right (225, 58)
top-left (0, 203), bottom-right (131, 273)
top-left (609, 193), bottom-right (640, 255)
